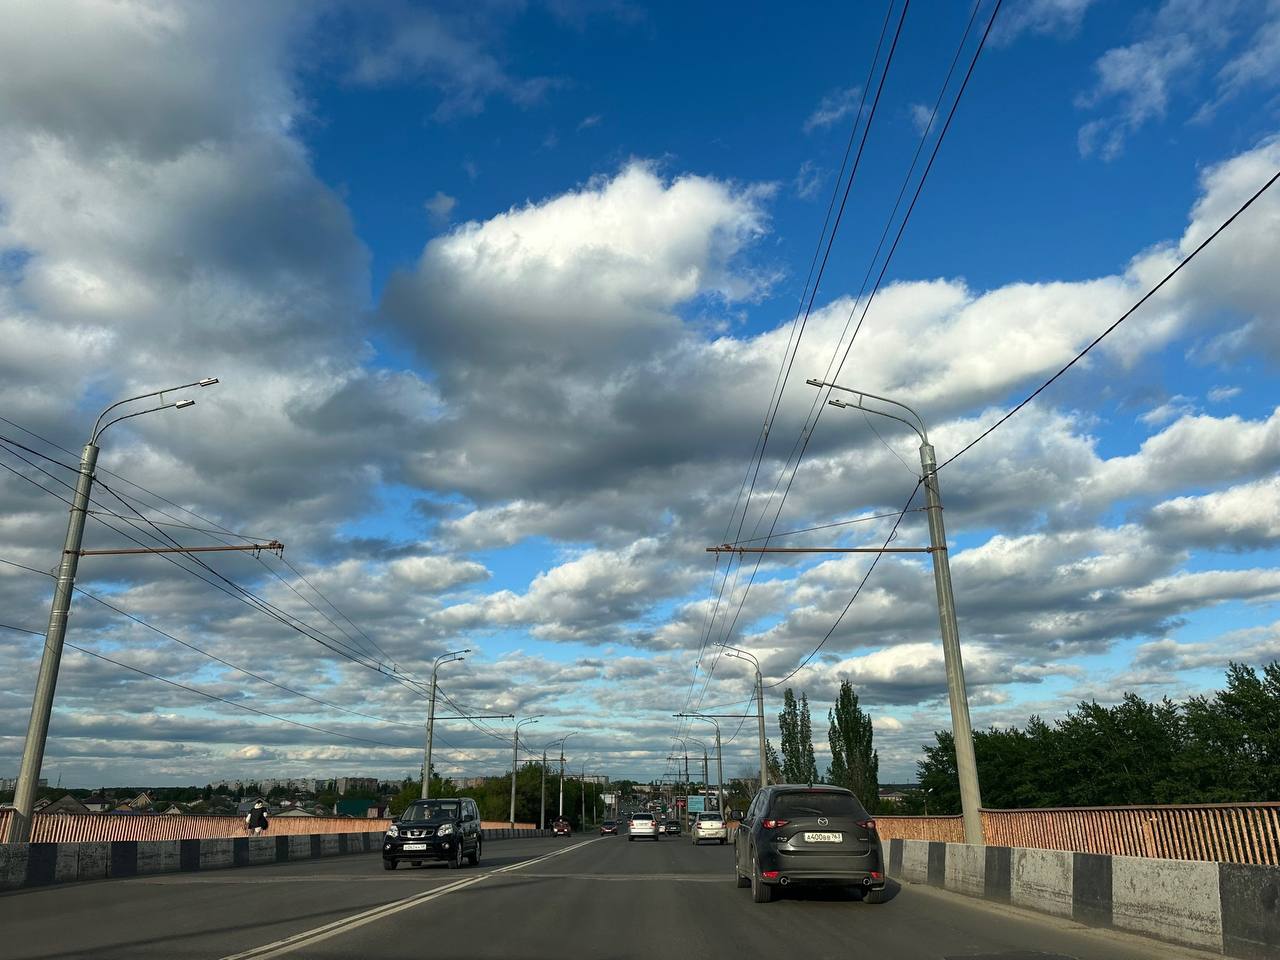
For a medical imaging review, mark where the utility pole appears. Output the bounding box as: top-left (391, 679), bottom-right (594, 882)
top-left (811, 378), bottom-right (985, 844)
top-left (6, 378), bottom-right (220, 845)
top-left (541, 748), bottom-right (547, 829)
top-left (423, 649), bottom-right (468, 799)
top-left (721, 645), bottom-right (766, 792)
top-left (510, 717), bottom-right (540, 828)
top-left (677, 714), bottom-right (724, 816)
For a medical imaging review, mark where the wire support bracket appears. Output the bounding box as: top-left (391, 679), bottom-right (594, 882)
top-left (705, 544), bottom-right (935, 554)
top-left (72, 540), bottom-right (285, 558)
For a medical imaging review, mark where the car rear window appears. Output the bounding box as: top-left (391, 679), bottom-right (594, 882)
top-left (697, 813), bottom-right (721, 821)
top-left (631, 813), bottom-right (653, 820)
top-left (770, 791), bottom-right (867, 819)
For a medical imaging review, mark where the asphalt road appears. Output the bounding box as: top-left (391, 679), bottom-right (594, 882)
top-left (0, 833), bottom-right (1219, 960)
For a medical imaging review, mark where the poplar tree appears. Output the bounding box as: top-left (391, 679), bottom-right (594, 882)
top-left (827, 679), bottom-right (879, 809)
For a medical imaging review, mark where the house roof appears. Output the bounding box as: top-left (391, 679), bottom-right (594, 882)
top-left (40, 794), bottom-right (91, 816)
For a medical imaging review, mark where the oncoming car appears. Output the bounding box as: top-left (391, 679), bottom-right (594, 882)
top-left (600, 820), bottom-right (619, 835)
top-left (383, 798), bottom-right (482, 870)
top-left (627, 812), bottom-right (659, 841)
top-left (553, 818), bottom-right (572, 837)
top-left (734, 785), bottom-right (885, 903)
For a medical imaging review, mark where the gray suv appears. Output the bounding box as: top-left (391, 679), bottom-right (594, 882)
top-left (734, 784), bottom-right (886, 903)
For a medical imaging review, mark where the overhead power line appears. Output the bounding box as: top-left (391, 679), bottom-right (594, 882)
top-left (940, 163), bottom-right (1280, 470)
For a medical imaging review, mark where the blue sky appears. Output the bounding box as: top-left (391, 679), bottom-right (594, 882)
top-left (1, 0), bottom-right (1279, 789)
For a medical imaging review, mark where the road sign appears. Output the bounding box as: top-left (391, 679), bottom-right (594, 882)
top-left (686, 795), bottom-right (705, 814)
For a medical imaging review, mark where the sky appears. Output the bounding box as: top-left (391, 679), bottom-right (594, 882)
top-left (1, 0), bottom-right (1279, 791)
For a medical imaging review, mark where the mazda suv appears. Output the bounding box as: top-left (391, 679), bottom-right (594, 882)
top-left (733, 785), bottom-right (885, 903)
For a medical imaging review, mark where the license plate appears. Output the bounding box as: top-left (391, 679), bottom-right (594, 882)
top-left (402, 843), bottom-right (428, 851)
top-left (803, 832), bottom-right (843, 843)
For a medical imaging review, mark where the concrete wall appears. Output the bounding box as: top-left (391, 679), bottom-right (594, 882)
top-left (0, 827), bottom-right (552, 891)
top-left (888, 838), bottom-right (1279, 960)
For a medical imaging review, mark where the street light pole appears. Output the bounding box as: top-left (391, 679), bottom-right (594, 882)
top-left (7, 377), bottom-right (218, 844)
top-left (557, 732), bottom-right (577, 819)
top-left (540, 734), bottom-right (572, 829)
top-left (721, 645), bottom-right (767, 792)
top-left (676, 714), bottom-right (724, 816)
top-left (423, 649), bottom-right (469, 799)
top-left (510, 717), bottom-right (540, 828)
top-left (811, 378), bottom-right (984, 845)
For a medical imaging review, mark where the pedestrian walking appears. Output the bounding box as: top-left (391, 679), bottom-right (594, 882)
top-left (246, 799), bottom-right (269, 835)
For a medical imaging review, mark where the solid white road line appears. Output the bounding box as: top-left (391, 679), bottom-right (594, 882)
top-left (220, 837), bottom-right (602, 960)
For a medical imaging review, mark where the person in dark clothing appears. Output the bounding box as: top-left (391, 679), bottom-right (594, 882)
top-left (246, 800), bottom-right (269, 835)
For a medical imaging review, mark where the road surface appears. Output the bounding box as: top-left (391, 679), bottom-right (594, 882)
top-left (0, 834), bottom-right (1218, 959)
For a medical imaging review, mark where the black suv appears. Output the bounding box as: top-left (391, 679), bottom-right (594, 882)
top-left (734, 785), bottom-right (886, 903)
top-left (383, 797), bottom-right (482, 870)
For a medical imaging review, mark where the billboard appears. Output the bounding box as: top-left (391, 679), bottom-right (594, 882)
top-left (685, 795), bottom-right (705, 813)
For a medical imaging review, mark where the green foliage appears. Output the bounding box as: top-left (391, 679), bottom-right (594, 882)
top-left (778, 688), bottom-right (818, 784)
top-left (914, 661), bottom-right (1280, 812)
top-left (827, 679), bottom-right (879, 810)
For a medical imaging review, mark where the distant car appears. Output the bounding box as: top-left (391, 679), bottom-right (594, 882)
top-left (382, 797), bottom-right (482, 870)
top-left (663, 819), bottom-right (681, 835)
top-left (553, 818), bottom-right (572, 837)
top-left (628, 812), bottom-right (659, 841)
top-left (600, 820), bottom-right (618, 835)
top-left (734, 784), bottom-right (886, 904)
top-left (692, 812), bottom-right (727, 845)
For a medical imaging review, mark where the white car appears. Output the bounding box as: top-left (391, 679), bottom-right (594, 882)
top-left (691, 812), bottom-right (727, 845)
top-left (627, 812), bottom-right (660, 841)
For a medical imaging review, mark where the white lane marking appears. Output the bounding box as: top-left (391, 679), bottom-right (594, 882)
top-left (220, 837), bottom-right (601, 960)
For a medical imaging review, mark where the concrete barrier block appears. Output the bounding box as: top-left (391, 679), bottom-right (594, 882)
top-left (1073, 852), bottom-right (1112, 928)
top-left (54, 844), bottom-right (78, 883)
top-left (945, 843), bottom-right (985, 897)
top-left (137, 840), bottom-right (180, 874)
top-left (984, 846), bottom-right (1012, 902)
top-left (1111, 856), bottom-right (1222, 951)
top-left (0, 843), bottom-right (29, 889)
top-left (248, 837), bottom-right (275, 865)
top-left (199, 839), bottom-right (233, 870)
top-left (1012, 848), bottom-right (1073, 918)
top-left (901, 839), bottom-right (930, 884)
top-left (288, 835), bottom-right (311, 859)
top-left (1219, 862), bottom-right (1280, 960)
top-left (76, 842), bottom-right (110, 881)
top-left (319, 835), bottom-right (339, 856)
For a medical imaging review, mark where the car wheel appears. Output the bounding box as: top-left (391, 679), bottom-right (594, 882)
top-left (719, 838), bottom-right (726, 845)
top-left (383, 859), bottom-right (397, 871)
top-left (628, 835), bottom-right (634, 842)
top-left (751, 858), bottom-right (774, 903)
top-left (863, 886), bottom-right (889, 905)
top-left (447, 844), bottom-right (462, 869)
top-left (467, 838), bottom-right (481, 866)
top-left (734, 846), bottom-right (750, 888)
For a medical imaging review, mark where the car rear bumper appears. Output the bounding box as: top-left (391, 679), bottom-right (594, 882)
top-left (758, 847), bottom-right (884, 885)
top-left (693, 828), bottom-right (727, 839)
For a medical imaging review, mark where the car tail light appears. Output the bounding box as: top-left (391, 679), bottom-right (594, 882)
top-left (857, 818), bottom-right (877, 831)
top-left (870, 871), bottom-right (882, 879)
top-left (761, 818), bottom-right (789, 829)
top-left (762, 869), bottom-right (780, 879)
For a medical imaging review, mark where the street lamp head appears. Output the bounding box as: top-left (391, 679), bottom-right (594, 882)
top-left (828, 398), bottom-right (848, 408)
top-left (175, 400), bottom-right (195, 409)
top-left (198, 378), bottom-right (220, 386)
top-left (805, 378), bottom-right (825, 387)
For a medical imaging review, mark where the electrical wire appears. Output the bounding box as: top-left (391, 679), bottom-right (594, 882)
top-left (940, 163), bottom-right (1280, 470)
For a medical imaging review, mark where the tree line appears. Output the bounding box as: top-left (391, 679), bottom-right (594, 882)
top-left (910, 661), bottom-right (1280, 813)
top-left (766, 680), bottom-right (881, 811)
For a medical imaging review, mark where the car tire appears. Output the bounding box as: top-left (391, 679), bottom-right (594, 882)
top-left (466, 838), bottom-right (481, 866)
top-left (863, 886), bottom-right (889, 905)
top-left (383, 859), bottom-right (397, 871)
top-left (719, 838), bottom-right (726, 845)
top-left (751, 859), bottom-right (774, 903)
top-left (628, 835), bottom-right (634, 842)
top-left (447, 844), bottom-right (462, 869)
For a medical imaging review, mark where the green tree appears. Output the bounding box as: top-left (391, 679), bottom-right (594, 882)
top-left (765, 738), bottom-right (783, 786)
top-left (827, 679), bottom-right (879, 809)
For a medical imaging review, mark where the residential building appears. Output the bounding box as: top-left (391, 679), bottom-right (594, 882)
top-left (335, 777), bottom-right (379, 795)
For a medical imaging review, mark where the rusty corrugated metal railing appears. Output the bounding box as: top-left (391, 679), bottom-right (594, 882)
top-left (874, 814), bottom-right (964, 843)
top-left (875, 802), bottom-right (1280, 865)
top-left (0, 810), bottom-right (544, 844)
top-left (3, 811), bottom-right (390, 843)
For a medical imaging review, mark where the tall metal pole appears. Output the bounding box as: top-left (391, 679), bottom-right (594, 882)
top-left (8, 441), bottom-right (97, 844)
top-left (920, 441), bottom-right (984, 844)
top-left (808, 379), bottom-right (984, 844)
top-left (423, 649), bottom-right (468, 799)
top-left (510, 717), bottom-right (539, 828)
top-left (677, 714), bottom-right (724, 817)
top-left (8, 377), bottom-right (217, 845)
top-left (540, 749), bottom-right (547, 829)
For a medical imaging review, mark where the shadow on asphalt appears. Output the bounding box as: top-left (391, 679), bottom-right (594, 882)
top-left (770, 878), bottom-right (902, 904)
